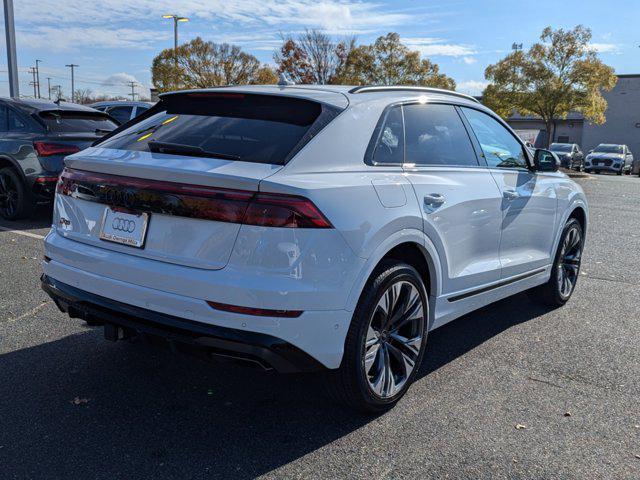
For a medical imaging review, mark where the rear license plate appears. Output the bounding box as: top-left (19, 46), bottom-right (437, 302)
top-left (99, 207), bottom-right (149, 248)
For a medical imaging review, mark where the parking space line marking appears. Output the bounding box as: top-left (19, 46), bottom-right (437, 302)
top-left (0, 226), bottom-right (45, 240)
top-left (2, 301), bottom-right (52, 326)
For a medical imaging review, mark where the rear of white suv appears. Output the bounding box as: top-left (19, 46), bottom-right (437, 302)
top-left (42, 89), bottom-right (363, 373)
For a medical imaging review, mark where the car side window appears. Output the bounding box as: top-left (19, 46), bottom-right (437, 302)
top-left (106, 106), bottom-right (133, 124)
top-left (0, 106), bottom-right (7, 132)
top-left (403, 104), bottom-right (478, 167)
top-left (7, 110), bottom-right (26, 131)
top-left (461, 107), bottom-right (528, 169)
top-left (371, 106), bottom-right (404, 165)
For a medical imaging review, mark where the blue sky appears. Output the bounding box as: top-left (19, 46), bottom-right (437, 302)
top-left (1, 0), bottom-right (638, 99)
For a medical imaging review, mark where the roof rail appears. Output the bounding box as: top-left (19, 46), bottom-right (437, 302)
top-left (348, 86), bottom-right (480, 104)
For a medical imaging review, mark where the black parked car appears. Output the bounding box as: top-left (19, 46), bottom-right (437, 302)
top-left (0, 98), bottom-right (118, 220)
top-left (549, 143), bottom-right (584, 171)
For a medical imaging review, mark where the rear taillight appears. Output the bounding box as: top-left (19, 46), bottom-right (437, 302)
top-left (206, 301), bottom-right (303, 318)
top-left (243, 192), bottom-right (332, 228)
top-left (34, 142), bottom-right (81, 157)
top-left (56, 168), bottom-right (332, 228)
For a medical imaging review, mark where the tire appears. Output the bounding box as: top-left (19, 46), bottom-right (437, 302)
top-left (617, 167), bottom-right (623, 176)
top-left (323, 260), bottom-right (429, 413)
top-left (0, 167), bottom-right (34, 220)
top-left (529, 218), bottom-right (583, 307)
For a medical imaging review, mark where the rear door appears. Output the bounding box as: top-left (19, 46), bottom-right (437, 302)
top-left (400, 102), bottom-right (503, 294)
top-left (460, 107), bottom-right (558, 279)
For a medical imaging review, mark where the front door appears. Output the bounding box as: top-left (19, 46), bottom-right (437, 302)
top-left (460, 107), bottom-right (558, 279)
top-left (400, 103), bottom-right (503, 294)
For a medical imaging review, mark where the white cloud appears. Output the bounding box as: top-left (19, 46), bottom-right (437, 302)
top-left (19, 26), bottom-right (168, 51)
top-left (19, 0), bottom-right (414, 33)
top-left (463, 56), bottom-right (477, 64)
top-left (403, 37), bottom-right (477, 57)
top-left (457, 80), bottom-right (489, 96)
top-left (589, 43), bottom-right (620, 54)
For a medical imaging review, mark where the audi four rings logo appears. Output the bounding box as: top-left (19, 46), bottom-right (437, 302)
top-left (111, 217), bottom-right (136, 233)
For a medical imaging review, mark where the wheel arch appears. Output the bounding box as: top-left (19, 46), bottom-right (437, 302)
top-left (0, 155), bottom-right (25, 180)
top-left (345, 229), bottom-right (441, 322)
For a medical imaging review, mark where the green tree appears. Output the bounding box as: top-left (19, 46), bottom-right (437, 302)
top-left (483, 25), bottom-right (617, 147)
top-left (152, 37), bottom-right (272, 92)
top-left (334, 32), bottom-right (455, 90)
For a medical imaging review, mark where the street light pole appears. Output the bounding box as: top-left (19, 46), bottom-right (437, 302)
top-left (65, 63), bottom-right (78, 103)
top-left (162, 14), bottom-right (189, 56)
top-left (46, 77), bottom-right (51, 100)
top-left (3, 0), bottom-right (19, 98)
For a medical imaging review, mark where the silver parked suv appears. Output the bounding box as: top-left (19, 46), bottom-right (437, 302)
top-left (42, 85), bottom-right (588, 412)
top-left (584, 144), bottom-right (634, 175)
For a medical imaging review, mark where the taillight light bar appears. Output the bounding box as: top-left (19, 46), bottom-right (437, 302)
top-left (34, 142), bottom-right (81, 157)
top-left (56, 168), bottom-right (333, 228)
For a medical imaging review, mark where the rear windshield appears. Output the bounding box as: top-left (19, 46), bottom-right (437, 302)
top-left (594, 144), bottom-right (623, 153)
top-left (550, 144), bottom-right (572, 152)
top-left (96, 92), bottom-right (341, 165)
top-left (40, 111), bottom-right (118, 133)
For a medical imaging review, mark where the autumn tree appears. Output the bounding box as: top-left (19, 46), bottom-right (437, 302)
top-left (152, 37), bottom-right (276, 92)
top-left (274, 29), bottom-right (355, 84)
top-left (334, 32), bottom-right (456, 90)
top-left (483, 25), bottom-right (617, 147)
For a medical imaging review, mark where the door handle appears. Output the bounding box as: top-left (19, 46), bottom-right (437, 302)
top-left (423, 193), bottom-right (445, 211)
top-left (503, 189), bottom-right (520, 200)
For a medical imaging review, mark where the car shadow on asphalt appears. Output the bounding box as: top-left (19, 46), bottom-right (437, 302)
top-left (0, 293), bottom-right (554, 479)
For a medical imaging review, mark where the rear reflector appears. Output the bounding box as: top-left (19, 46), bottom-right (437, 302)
top-left (206, 301), bottom-right (303, 318)
top-left (56, 168), bottom-right (332, 228)
top-left (34, 142), bottom-right (81, 157)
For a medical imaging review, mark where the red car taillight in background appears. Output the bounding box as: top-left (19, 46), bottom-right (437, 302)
top-left (56, 168), bottom-right (333, 229)
top-left (34, 141), bottom-right (81, 157)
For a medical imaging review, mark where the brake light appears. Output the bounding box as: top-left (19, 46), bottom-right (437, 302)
top-left (56, 168), bottom-right (333, 228)
top-left (34, 142), bottom-right (81, 157)
top-left (243, 192), bottom-right (333, 228)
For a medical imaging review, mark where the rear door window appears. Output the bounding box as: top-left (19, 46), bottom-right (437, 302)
top-left (97, 93), bottom-right (340, 165)
top-left (39, 111), bottom-right (118, 133)
top-left (0, 106), bottom-right (7, 132)
top-left (403, 104), bottom-right (478, 167)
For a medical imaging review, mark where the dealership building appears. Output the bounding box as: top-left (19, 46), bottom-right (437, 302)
top-left (505, 74), bottom-right (640, 156)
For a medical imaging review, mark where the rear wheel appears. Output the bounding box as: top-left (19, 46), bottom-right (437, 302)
top-left (324, 261), bottom-right (428, 413)
top-left (529, 218), bottom-right (583, 307)
top-left (0, 167), bottom-right (34, 220)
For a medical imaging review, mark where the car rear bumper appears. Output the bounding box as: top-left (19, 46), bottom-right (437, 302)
top-left (41, 274), bottom-right (328, 373)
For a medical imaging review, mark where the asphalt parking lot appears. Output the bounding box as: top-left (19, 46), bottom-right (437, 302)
top-left (1, 174), bottom-right (639, 479)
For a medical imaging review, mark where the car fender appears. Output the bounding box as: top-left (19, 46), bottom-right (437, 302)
top-left (0, 154), bottom-right (27, 181)
top-left (551, 194), bottom-right (589, 260)
top-left (344, 227), bottom-right (441, 321)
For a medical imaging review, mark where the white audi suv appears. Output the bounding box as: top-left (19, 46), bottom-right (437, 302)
top-left (42, 85), bottom-right (588, 412)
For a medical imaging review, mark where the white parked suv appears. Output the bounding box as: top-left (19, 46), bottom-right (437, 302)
top-left (42, 86), bottom-right (588, 412)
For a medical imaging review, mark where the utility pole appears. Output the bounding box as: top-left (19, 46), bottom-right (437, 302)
top-left (28, 66), bottom-right (37, 97)
top-left (3, 0), bottom-right (19, 98)
top-left (512, 42), bottom-right (523, 52)
top-left (52, 85), bottom-right (62, 101)
top-left (46, 77), bottom-right (51, 100)
top-left (65, 63), bottom-right (78, 103)
top-left (127, 81), bottom-right (138, 100)
top-left (35, 59), bottom-right (42, 98)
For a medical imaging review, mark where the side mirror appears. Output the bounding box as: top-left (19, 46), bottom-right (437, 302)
top-left (533, 149), bottom-right (558, 172)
